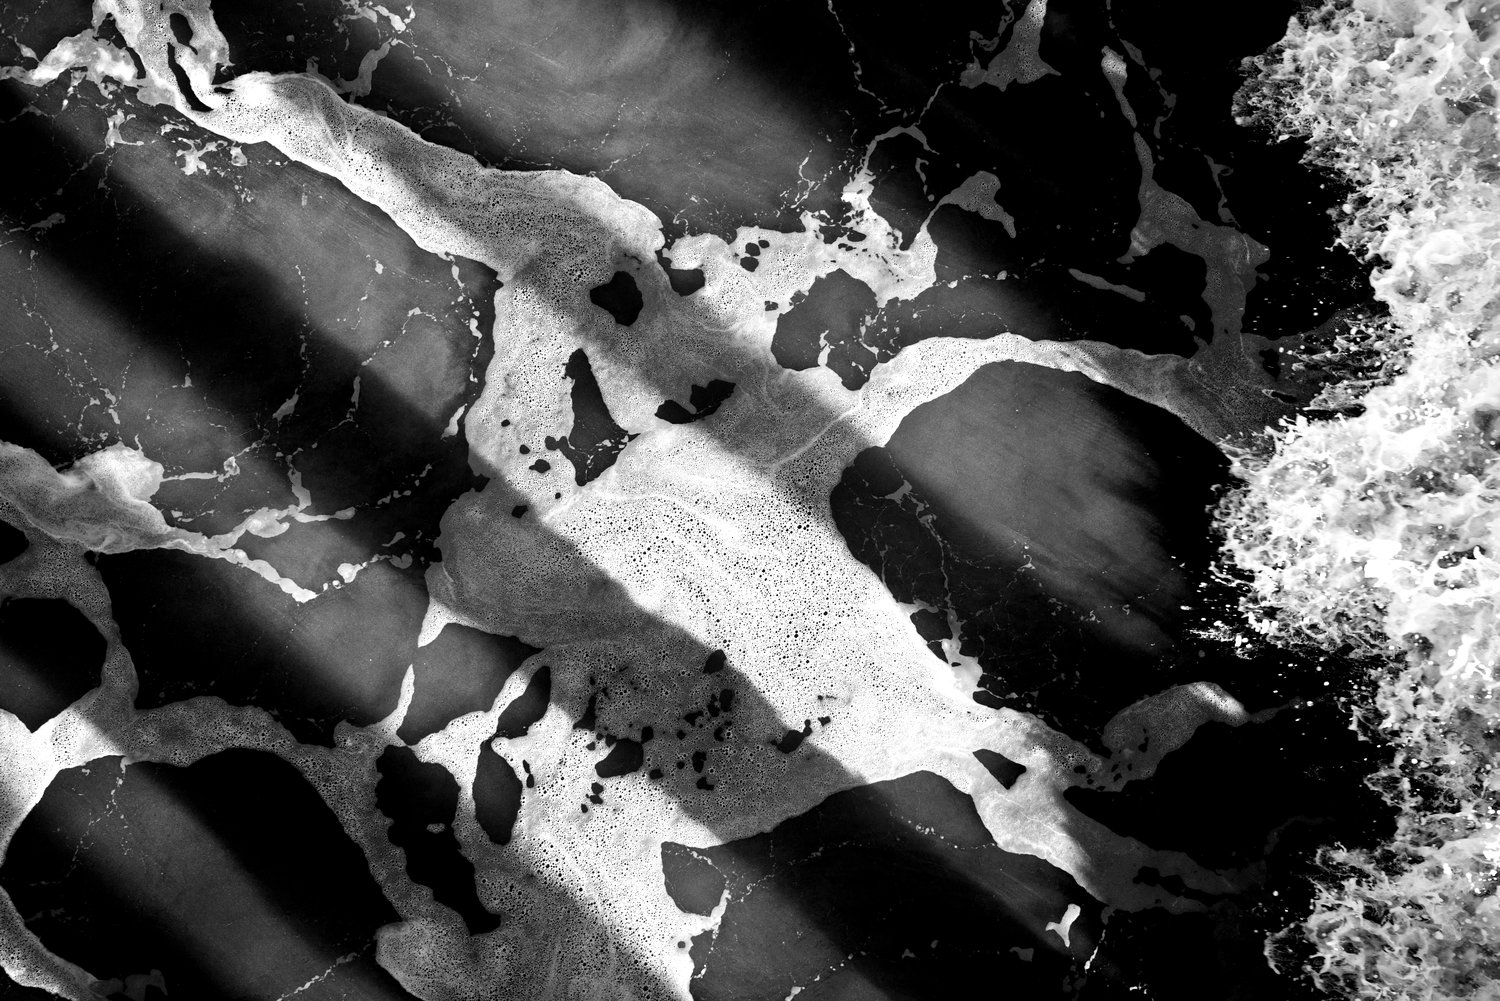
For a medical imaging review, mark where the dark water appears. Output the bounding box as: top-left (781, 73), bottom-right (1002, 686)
top-left (665, 771), bottom-right (1101, 1000)
top-left (835, 360), bottom-right (1227, 736)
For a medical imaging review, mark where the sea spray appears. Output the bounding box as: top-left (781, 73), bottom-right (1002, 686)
top-left (1217, 1), bottom-right (1500, 996)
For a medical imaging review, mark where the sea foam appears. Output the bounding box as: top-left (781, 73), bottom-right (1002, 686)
top-left (1220, 2), bottom-right (1500, 997)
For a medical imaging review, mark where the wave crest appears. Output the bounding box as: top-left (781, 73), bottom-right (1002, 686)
top-left (1221, 1), bottom-right (1500, 997)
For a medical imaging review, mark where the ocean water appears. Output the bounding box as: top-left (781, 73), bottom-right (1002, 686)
top-left (1220, 2), bottom-right (1500, 997)
top-left (0, 1), bottom-right (1465, 999)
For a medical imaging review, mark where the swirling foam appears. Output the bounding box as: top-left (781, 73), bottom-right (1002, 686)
top-left (1219, 2), bottom-right (1500, 997)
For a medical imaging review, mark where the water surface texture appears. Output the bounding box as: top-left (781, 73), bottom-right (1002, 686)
top-left (0, 2), bottom-right (1405, 1000)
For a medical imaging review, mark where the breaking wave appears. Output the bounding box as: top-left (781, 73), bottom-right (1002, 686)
top-left (1217, 1), bottom-right (1500, 997)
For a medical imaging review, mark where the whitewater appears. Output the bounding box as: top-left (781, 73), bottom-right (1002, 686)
top-left (1218, 0), bottom-right (1500, 997)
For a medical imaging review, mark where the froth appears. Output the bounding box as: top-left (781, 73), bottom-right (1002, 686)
top-left (1225, 2), bottom-right (1500, 996)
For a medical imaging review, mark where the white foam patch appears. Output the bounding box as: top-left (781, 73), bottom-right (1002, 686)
top-left (1044, 903), bottom-right (1081, 948)
top-left (1099, 682), bottom-right (1252, 782)
top-left (962, 0), bottom-right (1059, 91)
top-left (0, 27), bottom-right (139, 91)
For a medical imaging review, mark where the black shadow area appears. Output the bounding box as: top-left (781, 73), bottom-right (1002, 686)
top-left (0, 597), bottom-right (105, 731)
top-left (0, 750), bottom-right (419, 1001)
